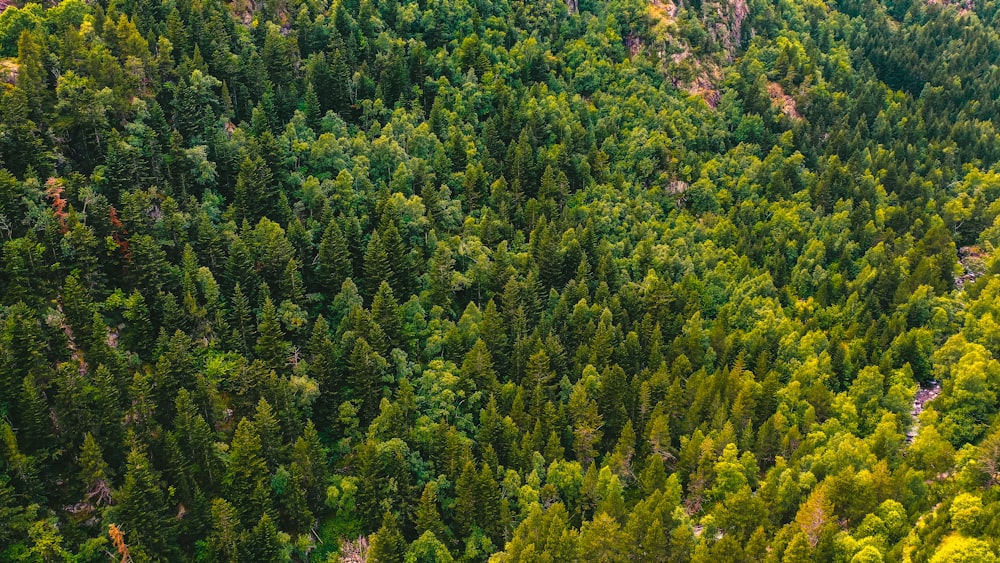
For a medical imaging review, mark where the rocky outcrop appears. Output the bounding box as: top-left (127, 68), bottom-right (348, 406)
top-left (906, 381), bottom-right (941, 444)
top-left (704, 0), bottom-right (749, 61)
top-left (642, 0), bottom-right (750, 106)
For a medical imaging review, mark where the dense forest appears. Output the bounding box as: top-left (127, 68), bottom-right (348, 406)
top-left (2, 0), bottom-right (1000, 559)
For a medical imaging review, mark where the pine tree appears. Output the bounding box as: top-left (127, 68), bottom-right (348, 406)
top-left (415, 481), bottom-right (448, 541)
top-left (454, 461), bottom-right (478, 538)
top-left (307, 314), bottom-right (343, 424)
top-left (279, 258), bottom-right (305, 305)
top-left (406, 531), bottom-right (455, 563)
top-left (328, 48), bottom-right (351, 115)
top-left (0, 474), bottom-right (30, 547)
top-left (782, 532), bottom-right (813, 563)
top-left (577, 512), bottom-right (626, 562)
top-left (379, 220), bottom-right (411, 297)
top-left (524, 347), bottom-right (555, 394)
top-left (15, 372), bottom-right (50, 458)
top-left (238, 513), bottom-right (284, 563)
top-left (233, 156), bottom-right (274, 224)
top-left (173, 389), bottom-right (219, 489)
top-left (16, 30), bottom-right (48, 119)
top-left (427, 243), bottom-right (455, 312)
top-left (569, 384), bottom-right (603, 467)
top-left (639, 453), bottom-right (668, 494)
top-left (531, 218), bottom-right (563, 289)
top-left (317, 219), bottom-right (352, 293)
top-left (230, 283), bottom-right (256, 354)
top-left (255, 297), bottom-right (287, 372)
top-left (225, 418), bottom-right (273, 526)
top-left (461, 339), bottom-right (499, 396)
top-left (154, 329), bottom-right (197, 422)
top-left (79, 433), bottom-right (113, 508)
top-left (276, 462), bottom-right (314, 534)
top-left (290, 421), bottom-right (327, 511)
top-left (479, 299), bottom-right (509, 376)
top-left (478, 462), bottom-right (503, 543)
top-left (369, 511), bottom-right (407, 563)
top-left (304, 81), bottom-right (322, 131)
top-left (371, 281), bottom-right (403, 351)
top-left (348, 337), bottom-right (386, 426)
top-left (209, 498), bottom-right (242, 563)
top-left (253, 397), bottom-right (284, 471)
top-left (114, 446), bottom-right (178, 559)
top-left (362, 232), bottom-right (393, 301)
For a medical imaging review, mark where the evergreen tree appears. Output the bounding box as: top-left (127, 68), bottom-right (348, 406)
top-left (372, 281), bottom-right (404, 351)
top-left (238, 513), bottom-right (284, 563)
top-left (209, 498), bottom-right (242, 563)
top-left (317, 219), bottom-right (353, 294)
top-left (233, 156), bottom-right (274, 224)
top-left (255, 297), bottom-right (287, 371)
top-left (348, 337), bottom-right (386, 426)
top-left (427, 243), bottom-right (456, 312)
top-left (454, 461), bottom-right (478, 538)
top-left (415, 481), bottom-right (447, 541)
top-left (225, 418), bottom-right (273, 526)
top-left (253, 397), bottom-right (284, 471)
top-left (114, 446), bottom-right (178, 559)
top-left (362, 232), bottom-right (392, 301)
top-left (369, 511), bottom-right (407, 563)
top-left (304, 82), bottom-right (322, 131)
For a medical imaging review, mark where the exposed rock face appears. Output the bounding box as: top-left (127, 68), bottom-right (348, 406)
top-left (927, 0), bottom-right (973, 13)
top-left (955, 246), bottom-right (988, 290)
top-left (640, 0), bottom-right (750, 106)
top-left (768, 81), bottom-right (801, 120)
top-left (704, 0), bottom-right (749, 61)
top-left (0, 59), bottom-right (18, 85)
top-left (907, 381), bottom-right (941, 443)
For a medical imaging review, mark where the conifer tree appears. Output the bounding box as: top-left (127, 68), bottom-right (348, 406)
top-left (317, 218), bottom-right (352, 293)
top-left (348, 337), bottom-right (386, 426)
top-left (79, 433), bottom-right (111, 505)
top-left (372, 281), bottom-right (403, 350)
top-left (233, 156), bottom-right (273, 224)
top-left (379, 220), bottom-right (411, 298)
top-left (253, 397), bottom-right (284, 471)
top-left (114, 446), bottom-right (178, 559)
top-left (427, 243), bottom-right (456, 312)
top-left (406, 531), bottom-right (455, 563)
top-left (16, 30), bottom-right (48, 119)
top-left (462, 339), bottom-right (499, 395)
top-left (477, 462), bottom-right (503, 543)
top-left (238, 513), bottom-right (284, 563)
top-left (173, 389), bottom-right (219, 488)
top-left (415, 481), bottom-right (447, 541)
top-left (362, 232), bottom-right (392, 300)
top-left (209, 498), bottom-right (242, 563)
top-left (290, 421), bottom-right (327, 510)
top-left (231, 283), bottom-right (256, 354)
top-left (225, 418), bottom-right (273, 526)
top-left (304, 82), bottom-right (322, 131)
top-left (454, 461), bottom-right (478, 538)
top-left (255, 297), bottom-right (287, 371)
top-left (369, 511), bottom-right (407, 563)
top-left (18, 373), bottom-right (49, 455)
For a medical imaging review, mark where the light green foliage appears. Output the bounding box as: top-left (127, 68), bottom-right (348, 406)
top-left (929, 537), bottom-right (998, 563)
top-left (950, 493), bottom-right (984, 536)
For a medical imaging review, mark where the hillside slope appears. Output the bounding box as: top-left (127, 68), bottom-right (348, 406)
top-left (1, 0), bottom-right (1000, 560)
